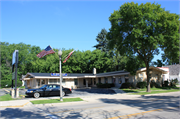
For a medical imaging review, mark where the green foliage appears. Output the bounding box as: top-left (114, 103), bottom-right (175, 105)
top-left (150, 80), bottom-right (160, 88)
top-left (94, 28), bottom-right (109, 53)
top-left (163, 81), bottom-right (169, 87)
top-left (1, 41), bottom-right (117, 87)
top-left (137, 81), bottom-right (147, 88)
top-left (120, 82), bottom-right (134, 89)
top-left (170, 79), bottom-right (178, 87)
top-left (107, 2), bottom-right (179, 92)
top-left (96, 83), bottom-right (114, 88)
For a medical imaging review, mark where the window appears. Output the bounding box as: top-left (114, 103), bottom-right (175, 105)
top-left (57, 79), bottom-right (65, 84)
top-left (119, 77), bottom-right (122, 84)
top-left (140, 73), bottom-right (143, 77)
top-left (46, 85), bottom-right (53, 89)
top-left (83, 79), bottom-right (86, 85)
top-left (74, 79), bottom-right (78, 85)
top-left (41, 79), bottom-right (45, 85)
top-left (94, 79), bottom-right (96, 85)
top-left (125, 75), bottom-right (129, 83)
top-left (104, 77), bottom-right (108, 83)
top-left (37, 79), bottom-right (40, 86)
top-left (49, 79), bottom-right (57, 84)
top-left (98, 78), bottom-right (101, 83)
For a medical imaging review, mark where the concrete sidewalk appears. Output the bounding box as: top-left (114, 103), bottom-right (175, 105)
top-left (0, 91), bottom-right (179, 108)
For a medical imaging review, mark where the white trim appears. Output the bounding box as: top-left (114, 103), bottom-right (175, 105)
top-left (24, 78), bottom-right (31, 80)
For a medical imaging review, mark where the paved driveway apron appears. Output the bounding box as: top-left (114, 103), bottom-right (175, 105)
top-left (69, 88), bottom-right (116, 97)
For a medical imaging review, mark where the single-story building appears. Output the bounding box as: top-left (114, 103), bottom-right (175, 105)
top-left (22, 68), bottom-right (130, 89)
top-left (22, 67), bottom-right (169, 89)
top-left (131, 67), bottom-right (168, 86)
top-left (163, 64), bottom-right (180, 82)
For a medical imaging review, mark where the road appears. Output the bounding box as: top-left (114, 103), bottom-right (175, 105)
top-left (0, 92), bottom-right (179, 119)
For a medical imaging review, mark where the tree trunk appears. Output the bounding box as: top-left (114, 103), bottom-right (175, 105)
top-left (146, 65), bottom-right (151, 92)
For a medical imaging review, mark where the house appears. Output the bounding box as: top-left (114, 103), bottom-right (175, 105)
top-left (163, 64), bottom-right (180, 82)
top-left (22, 68), bottom-right (130, 89)
top-left (129, 67), bottom-right (168, 87)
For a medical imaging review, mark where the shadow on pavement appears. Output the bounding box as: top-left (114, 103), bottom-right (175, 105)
top-left (98, 95), bottom-right (180, 111)
top-left (73, 88), bottom-right (116, 94)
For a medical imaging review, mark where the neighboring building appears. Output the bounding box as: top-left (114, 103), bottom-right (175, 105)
top-left (163, 64), bottom-right (180, 82)
top-left (130, 67), bottom-right (168, 86)
top-left (22, 69), bottom-right (130, 89)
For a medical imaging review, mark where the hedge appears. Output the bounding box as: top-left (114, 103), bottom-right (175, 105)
top-left (136, 81), bottom-right (147, 88)
top-left (96, 83), bottom-right (115, 88)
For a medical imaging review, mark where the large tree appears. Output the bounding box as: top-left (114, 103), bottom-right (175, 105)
top-left (107, 2), bottom-right (179, 92)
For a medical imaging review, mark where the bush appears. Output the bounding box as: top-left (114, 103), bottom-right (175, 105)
top-left (96, 83), bottom-right (113, 88)
top-left (150, 80), bottom-right (160, 88)
top-left (137, 81), bottom-right (147, 88)
top-left (0, 80), bottom-right (22, 88)
top-left (170, 79), bottom-right (178, 87)
top-left (120, 82), bottom-right (134, 89)
top-left (164, 81), bottom-right (169, 87)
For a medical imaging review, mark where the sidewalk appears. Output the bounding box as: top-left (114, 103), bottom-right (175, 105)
top-left (1, 91), bottom-right (179, 108)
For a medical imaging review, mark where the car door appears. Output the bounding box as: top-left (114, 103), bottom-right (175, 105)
top-left (52, 85), bottom-right (60, 96)
top-left (50, 85), bottom-right (59, 96)
top-left (45, 85), bottom-right (53, 96)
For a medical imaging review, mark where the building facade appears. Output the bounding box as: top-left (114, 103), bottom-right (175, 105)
top-left (22, 70), bottom-right (130, 89)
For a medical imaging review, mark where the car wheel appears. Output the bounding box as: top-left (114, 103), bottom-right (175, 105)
top-left (34, 92), bottom-right (40, 98)
top-left (62, 91), bottom-right (65, 97)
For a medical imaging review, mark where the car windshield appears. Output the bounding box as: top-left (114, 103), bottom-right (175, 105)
top-left (39, 85), bottom-right (47, 89)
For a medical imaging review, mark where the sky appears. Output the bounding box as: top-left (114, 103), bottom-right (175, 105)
top-left (1, 0), bottom-right (179, 62)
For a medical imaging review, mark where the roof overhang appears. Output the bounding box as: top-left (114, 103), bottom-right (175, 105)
top-left (137, 67), bottom-right (168, 74)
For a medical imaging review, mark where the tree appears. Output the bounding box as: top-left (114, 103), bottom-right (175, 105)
top-left (151, 59), bottom-right (164, 67)
top-left (107, 2), bottom-right (179, 92)
top-left (94, 28), bottom-right (109, 53)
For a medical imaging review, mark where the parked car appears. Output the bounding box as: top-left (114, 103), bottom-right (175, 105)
top-left (25, 84), bottom-right (72, 98)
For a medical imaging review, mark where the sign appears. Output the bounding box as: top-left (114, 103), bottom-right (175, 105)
top-left (12, 72), bottom-right (15, 80)
top-left (50, 73), bottom-right (67, 77)
top-left (12, 50), bottom-right (19, 66)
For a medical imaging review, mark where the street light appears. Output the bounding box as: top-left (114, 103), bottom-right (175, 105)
top-left (58, 49), bottom-right (63, 101)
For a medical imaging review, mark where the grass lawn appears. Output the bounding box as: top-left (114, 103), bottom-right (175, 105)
top-left (0, 94), bottom-right (25, 101)
top-left (30, 97), bottom-right (84, 104)
top-left (122, 87), bottom-right (180, 95)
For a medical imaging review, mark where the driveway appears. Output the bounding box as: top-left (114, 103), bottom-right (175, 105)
top-left (1, 88), bottom-right (116, 99)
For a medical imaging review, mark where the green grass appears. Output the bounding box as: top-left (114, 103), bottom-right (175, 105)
top-left (0, 94), bottom-right (25, 101)
top-left (122, 87), bottom-right (180, 95)
top-left (132, 89), bottom-right (180, 95)
top-left (30, 97), bottom-right (84, 104)
top-left (0, 94), bottom-right (14, 101)
top-left (19, 86), bottom-right (25, 89)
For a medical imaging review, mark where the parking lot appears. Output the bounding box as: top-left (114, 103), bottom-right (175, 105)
top-left (0, 88), bottom-right (117, 99)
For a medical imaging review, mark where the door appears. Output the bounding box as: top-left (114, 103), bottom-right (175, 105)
top-left (44, 85), bottom-right (54, 96)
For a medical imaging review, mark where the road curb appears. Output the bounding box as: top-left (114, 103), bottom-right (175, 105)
top-left (0, 102), bottom-right (30, 108)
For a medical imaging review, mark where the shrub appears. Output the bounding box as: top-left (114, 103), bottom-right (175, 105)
top-left (120, 82), bottom-right (131, 89)
top-left (96, 83), bottom-right (114, 88)
top-left (109, 83), bottom-right (115, 87)
top-left (150, 80), bottom-right (160, 88)
top-left (0, 80), bottom-right (22, 88)
top-left (170, 79), bottom-right (178, 87)
top-left (137, 81), bottom-right (147, 88)
top-left (164, 81), bottom-right (169, 87)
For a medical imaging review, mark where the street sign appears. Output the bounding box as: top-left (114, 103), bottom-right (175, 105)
top-left (50, 73), bottom-right (67, 76)
top-left (12, 50), bottom-right (18, 66)
top-left (12, 71), bottom-right (15, 80)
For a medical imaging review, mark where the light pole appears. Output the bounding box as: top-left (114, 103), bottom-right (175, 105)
top-left (58, 49), bottom-right (63, 101)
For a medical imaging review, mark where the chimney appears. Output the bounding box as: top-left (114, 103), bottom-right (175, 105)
top-left (93, 68), bottom-right (96, 75)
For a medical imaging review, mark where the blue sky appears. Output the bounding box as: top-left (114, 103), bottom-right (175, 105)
top-left (1, 0), bottom-right (179, 62)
